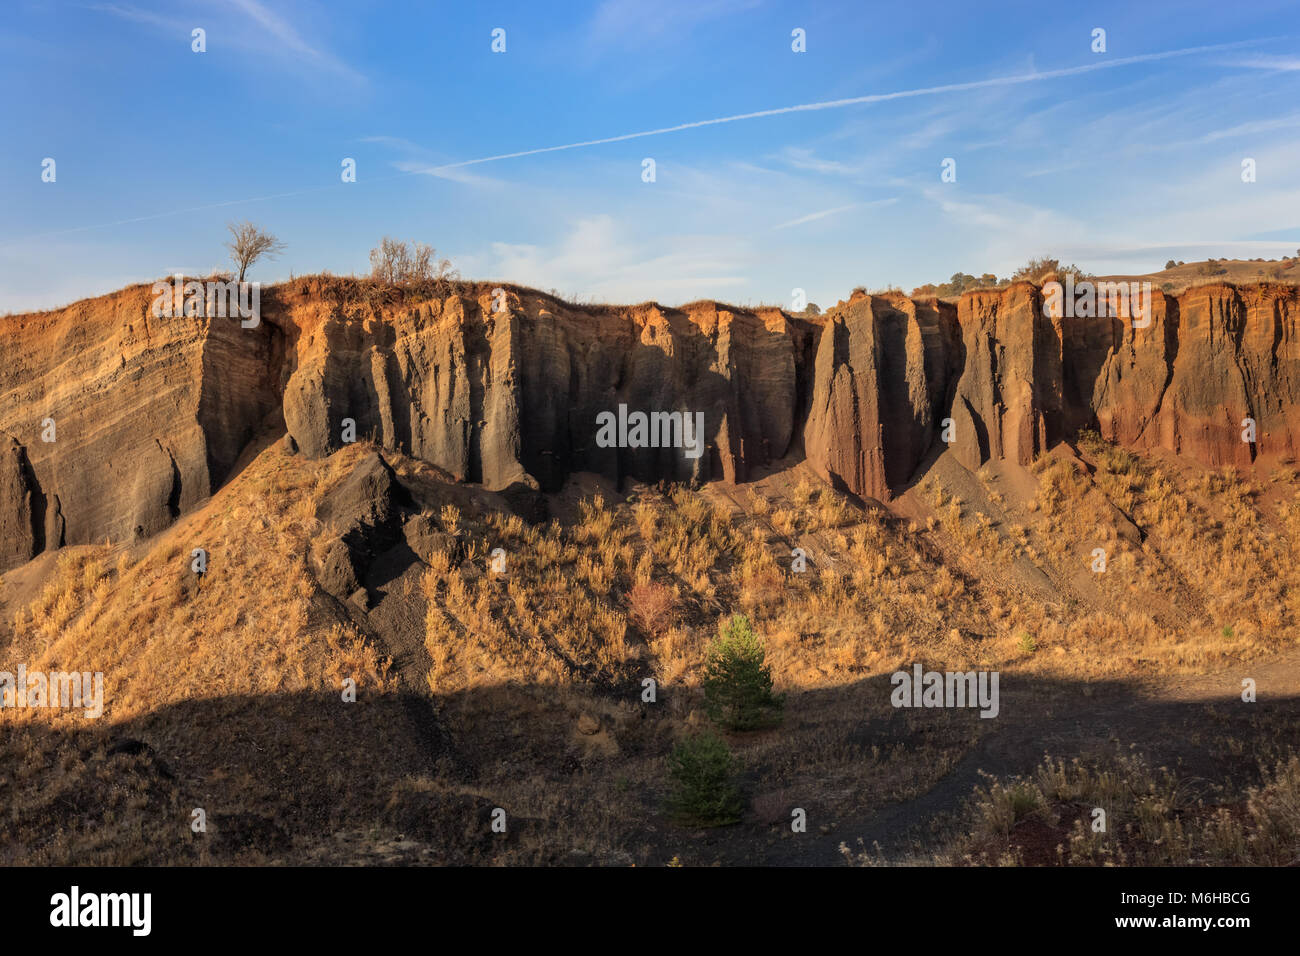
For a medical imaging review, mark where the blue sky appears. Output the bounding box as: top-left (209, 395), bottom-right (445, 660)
top-left (2, 0), bottom-right (1298, 312)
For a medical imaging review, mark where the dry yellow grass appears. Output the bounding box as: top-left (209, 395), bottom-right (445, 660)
top-left (4, 442), bottom-right (394, 729)
top-left (4, 429), bottom-right (1299, 866)
top-left (860, 749), bottom-right (1300, 867)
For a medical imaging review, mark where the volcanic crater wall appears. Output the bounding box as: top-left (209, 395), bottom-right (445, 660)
top-left (1, 276), bottom-right (1297, 572)
top-left (0, 283), bottom-right (284, 572)
top-left (278, 283), bottom-right (809, 493)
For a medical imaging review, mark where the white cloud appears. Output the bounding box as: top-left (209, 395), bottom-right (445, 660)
top-left (485, 215), bottom-right (751, 304)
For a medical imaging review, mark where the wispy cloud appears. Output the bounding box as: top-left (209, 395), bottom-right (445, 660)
top-left (89, 2), bottom-right (177, 29)
top-left (1226, 54), bottom-right (1300, 72)
top-left (775, 147), bottom-right (865, 176)
top-left (1191, 113), bottom-right (1300, 144)
top-left (772, 200), bottom-right (896, 231)
top-left (363, 135), bottom-right (505, 186)
top-left (5, 31), bottom-right (1290, 280)
top-left (391, 160), bottom-right (502, 187)
top-left (226, 0), bottom-right (363, 82)
top-left (93, 0), bottom-right (365, 84)
top-left (417, 38), bottom-right (1279, 175)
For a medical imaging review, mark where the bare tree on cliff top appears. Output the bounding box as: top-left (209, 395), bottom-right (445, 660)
top-left (225, 221), bottom-right (286, 283)
top-left (369, 237), bottom-right (458, 294)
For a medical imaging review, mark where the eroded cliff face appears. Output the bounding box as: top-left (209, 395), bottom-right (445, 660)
top-left (804, 292), bottom-right (961, 498)
top-left (275, 280), bottom-right (808, 494)
top-left (1, 276), bottom-right (1297, 571)
top-left (0, 283), bottom-right (283, 571)
top-left (1092, 283), bottom-right (1300, 466)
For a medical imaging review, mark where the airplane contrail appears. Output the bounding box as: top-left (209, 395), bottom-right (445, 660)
top-left (1, 37), bottom-right (1279, 245)
top-left (418, 39), bottom-right (1276, 173)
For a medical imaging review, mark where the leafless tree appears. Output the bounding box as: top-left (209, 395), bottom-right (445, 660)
top-left (224, 221), bottom-right (286, 282)
top-left (370, 237), bottom-right (458, 292)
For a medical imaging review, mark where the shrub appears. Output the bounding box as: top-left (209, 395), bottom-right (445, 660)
top-left (439, 503), bottom-right (461, 536)
top-left (982, 779), bottom-right (1045, 836)
top-left (666, 731), bottom-right (743, 826)
top-left (626, 581), bottom-right (676, 637)
top-left (369, 237), bottom-right (458, 290)
top-left (1012, 255), bottom-right (1089, 283)
top-left (703, 614), bottom-right (784, 730)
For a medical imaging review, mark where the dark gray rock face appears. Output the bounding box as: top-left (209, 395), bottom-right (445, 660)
top-left (0, 282), bottom-right (283, 572)
top-left (401, 513), bottom-right (459, 565)
top-left (310, 452), bottom-right (410, 601)
top-left (0, 437), bottom-right (41, 568)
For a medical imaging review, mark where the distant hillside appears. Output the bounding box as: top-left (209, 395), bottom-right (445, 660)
top-left (910, 255), bottom-right (1300, 300)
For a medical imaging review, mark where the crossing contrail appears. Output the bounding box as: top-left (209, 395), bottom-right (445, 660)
top-left (417, 39), bottom-right (1276, 173)
top-left (2, 37), bottom-right (1279, 245)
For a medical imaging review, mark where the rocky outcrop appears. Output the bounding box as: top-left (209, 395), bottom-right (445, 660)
top-left (805, 292), bottom-right (960, 499)
top-left (310, 451), bottom-right (411, 603)
top-left (947, 282), bottom-right (1065, 473)
top-left (0, 437), bottom-right (42, 568)
top-left (1, 276), bottom-right (1298, 572)
top-left (401, 513), bottom-right (460, 566)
